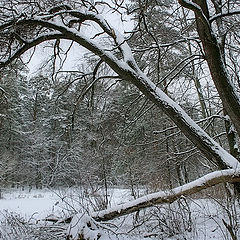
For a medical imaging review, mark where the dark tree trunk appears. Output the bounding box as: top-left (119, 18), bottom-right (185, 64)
top-left (192, 0), bottom-right (240, 138)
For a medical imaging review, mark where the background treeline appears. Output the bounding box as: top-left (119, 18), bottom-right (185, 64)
top-left (0, 0), bottom-right (238, 195)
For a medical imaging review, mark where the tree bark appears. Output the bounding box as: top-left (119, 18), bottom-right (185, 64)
top-left (179, 0), bottom-right (240, 138)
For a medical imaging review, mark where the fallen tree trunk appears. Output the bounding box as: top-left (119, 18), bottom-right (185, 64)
top-left (66, 169), bottom-right (240, 239)
top-left (91, 169), bottom-right (240, 221)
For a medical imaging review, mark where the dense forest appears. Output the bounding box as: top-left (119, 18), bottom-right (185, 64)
top-left (0, 0), bottom-right (240, 239)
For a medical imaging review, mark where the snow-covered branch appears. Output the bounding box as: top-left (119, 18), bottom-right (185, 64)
top-left (0, 5), bottom-right (239, 173)
top-left (91, 169), bottom-right (240, 222)
top-left (66, 169), bottom-right (240, 239)
top-left (210, 10), bottom-right (240, 23)
top-left (0, 33), bottom-right (67, 68)
top-left (37, 7), bottom-right (135, 63)
top-left (65, 169), bottom-right (240, 239)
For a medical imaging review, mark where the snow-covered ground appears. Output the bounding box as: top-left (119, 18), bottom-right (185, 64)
top-left (0, 189), bottom-right (58, 220)
top-left (0, 187), bottom-right (239, 239)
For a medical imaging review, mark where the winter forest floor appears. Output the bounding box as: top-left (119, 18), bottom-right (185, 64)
top-left (0, 187), bottom-right (239, 240)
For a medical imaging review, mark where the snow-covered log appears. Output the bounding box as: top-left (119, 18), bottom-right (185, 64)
top-left (66, 214), bottom-right (106, 240)
top-left (65, 169), bottom-right (240, 239)
top-left (92, 169), bottom-right (240, 221)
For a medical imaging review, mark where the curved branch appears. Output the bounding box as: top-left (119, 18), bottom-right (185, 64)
top-left (210, 10), bottom-right (240, 23)
top-left (48, 4), bottom-right (72, 14)
top-left (0, 33), bottom-right (70, 68)
top-left (158, 54), bottom-right (203, 86)
top-left (0, 19), bottom-right (17, 31)
top-left (133, 37), bottom-right (201, 52)
top-left (1, 13), bottom-right (240, 170)
top-left (45, 9), bottom-right (134, 62)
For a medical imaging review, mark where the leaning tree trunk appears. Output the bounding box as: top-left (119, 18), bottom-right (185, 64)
top-left (178, 0), bottom-right (240, 195)
top-left (1, 6), bottom-right (240, 171)
top-left (179, 0), bottom-right (240, 138)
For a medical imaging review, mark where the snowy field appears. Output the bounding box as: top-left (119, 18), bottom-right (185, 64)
top-left (0, 187), bottom-right (239, 239)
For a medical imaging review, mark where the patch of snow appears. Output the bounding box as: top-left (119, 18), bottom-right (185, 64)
top-left (0, 187), bottom-right (239, 239)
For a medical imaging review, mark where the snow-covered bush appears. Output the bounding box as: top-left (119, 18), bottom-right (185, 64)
top-left (0, 211), bottom-right (66, 240)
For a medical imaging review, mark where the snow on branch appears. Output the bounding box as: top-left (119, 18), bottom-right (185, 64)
top-left (91, 169), bottom-right (240, 222)
top-left (177, 0), bottom-right (203, 13)
top-left (38, 8), bottom-right (135, 64)
top-left (0, 86), bottom-right (6, 93)
top-left (0, 6), bottom-right (239, 172)
top-left (67, 214), bottom-right (107, 240)
top-left (178, 0), bottom-right (211, 36)
top-left (66, 169), bottom-right (240, 239)
top-left (210, 10), bottom-right (240, 23)
top-left (65, 10), bottom-right (135, 63)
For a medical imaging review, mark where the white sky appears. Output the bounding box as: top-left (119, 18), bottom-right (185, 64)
top-left (26, 3), bottom-right (134, 76)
